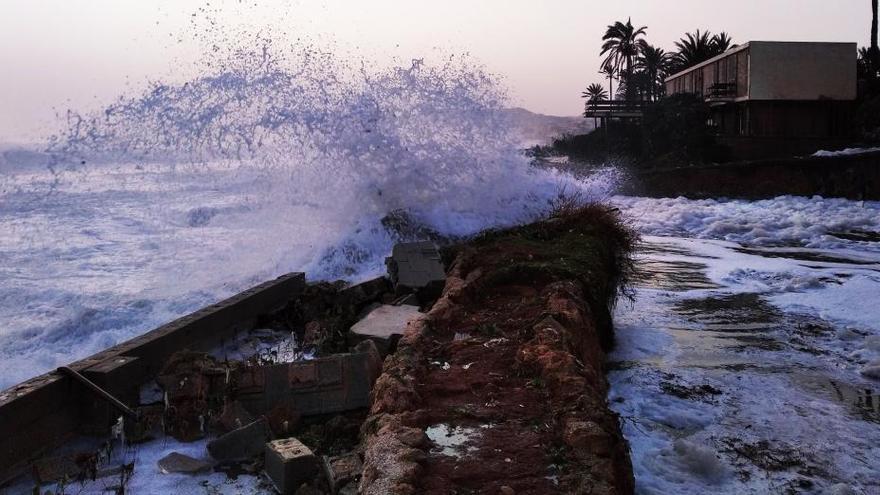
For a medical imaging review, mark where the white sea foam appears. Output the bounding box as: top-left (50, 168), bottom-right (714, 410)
top-left (812, 147), bottom-right (880, 157)
top-left (0, 40), bottom-right (619, 390)
top-left (612, 195), bottom-right (880, 250)
top-left (610, 234), bottom-right (880, 494)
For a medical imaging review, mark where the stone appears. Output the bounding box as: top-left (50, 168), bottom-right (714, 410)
top-left (265, 437), bottom-right (320, 495)
top-left (234, 350), bottom-right (379, 418)
top-left (207, 417), bottom-right (272, 462)
top-left (562, 419), bottom-right (612, 457)
top-left (500, 486), bottom-right (515, 495)
top-left (157, 452), bottom-right (212, 474)
top-left (32, 455), bottom-right (83, 484)
top-left (385, 241), bottom-right (446, 298)
top-left (349, 305), bottom-right (421, 355)
top-left (218, 400), bottom-right (255, 432)
top-left (322, 453), bottom-right (363, 494)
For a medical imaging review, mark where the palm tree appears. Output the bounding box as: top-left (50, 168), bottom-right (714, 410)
top-left (600, 18), bottom-right (648, 101)
top-left (637, 42), bottom-right (673, 100)
top-left (582, 83), bottom-right (608, 128)
top-left (672, 30), bottom-right (732, 73)
top-left (600, 62), bottom-right (616, 103)
top-left (712, 32), bottom-right (734, 53)
top-left (873, 0), bottom-right (878, 54)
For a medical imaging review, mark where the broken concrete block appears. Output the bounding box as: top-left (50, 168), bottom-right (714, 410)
top-left (217, 400), bottom-right (255, 432)
top-left (265, 438), bottom-right (319, 495)
top-left (235, 350), bottom-right (380, 418)
top-left (157, 452), bottom-right (212, 474)
top-left (207, 417), bottom-right (272, 462)
top-left (349, 304), bottom-right (421, 355)
top-left (32, 455), bottom-right (83, 484)
top-left (385, 241), bottom-right (446, 298)
top-left (322, 453), bottom-right (362, 494)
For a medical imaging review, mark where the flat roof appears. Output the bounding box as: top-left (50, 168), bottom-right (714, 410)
top-left (665, 41), bottom-right (857, 82)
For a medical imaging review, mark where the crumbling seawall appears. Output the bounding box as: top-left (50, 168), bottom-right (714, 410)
top-left (626, 150), bottom-right (880, 200)
top-left (0, 273), bottom-right (308, 484)
top-left (359, 205), bottom-right (637, 494)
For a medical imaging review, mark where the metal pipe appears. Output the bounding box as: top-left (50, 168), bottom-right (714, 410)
top-left (57, 366), bottom-right (138, 419)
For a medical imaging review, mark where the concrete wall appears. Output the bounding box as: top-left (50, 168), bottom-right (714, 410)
top-left (627, 151), bottom-right (880, 200)
top-left (749, 41), bottom-right (857, 101)
top-left (0, 272), bottom-right (306, 484)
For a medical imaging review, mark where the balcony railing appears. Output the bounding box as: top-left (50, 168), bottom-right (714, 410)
top-left (583, 100), bottom-right (650, 118)
top-left (707, 82), bottom-right (737, 100)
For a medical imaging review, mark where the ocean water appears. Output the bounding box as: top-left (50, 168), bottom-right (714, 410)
top-left (3, 37), bottom-right (880, 494)
top-left (607, 199), bottom-right (880, 495)
top-left (0, 47), bottom-right (616, 390)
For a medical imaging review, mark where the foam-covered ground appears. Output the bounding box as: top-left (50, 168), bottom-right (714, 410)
top-left (608, 220), bottom-right (880, 494)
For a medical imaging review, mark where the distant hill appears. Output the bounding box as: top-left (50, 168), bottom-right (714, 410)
top-left (504, 107), bottom-right (594, 147)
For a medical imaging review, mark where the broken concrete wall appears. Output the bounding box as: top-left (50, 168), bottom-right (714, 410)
top-left (0, 272), bottom-right (306, 484)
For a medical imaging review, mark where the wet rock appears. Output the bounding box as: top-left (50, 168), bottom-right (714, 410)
top-left (32, 455), bottom-right (84, 484)
top-left (217, 400), bottom-right (255, 432)
top-left (349, 305), bottom-right (421, 356)
top-left (500, 486), bottom-right (515, 495)
top-left (207, 417), bottom-right (272, 462)
top-left (860, 363), bottom-right (880, 380)
top-left (265, 437), bottom-right (319, 495)
top-left (563, 419), bottom-right (611, 457)
top-left (323, 453), bottom-right (363, 494)
top-left (157, 452), bottom-right (211, 474)
top-left (385, 241), bottom-right (446, 299)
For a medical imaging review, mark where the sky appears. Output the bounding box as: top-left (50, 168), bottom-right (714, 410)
top-left (0, 0), bottom-right (871, 143)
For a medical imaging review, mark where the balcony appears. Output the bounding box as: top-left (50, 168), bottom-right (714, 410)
top-left (706, 82), bottom-right (737, 101)
top-left (583, 100), bottom-right (649, 119)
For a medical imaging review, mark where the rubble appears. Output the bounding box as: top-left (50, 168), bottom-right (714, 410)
top-left (322, 453), bottom-right (362, 494)
top-left (157, 452), bottom-right (212, 474)
top-left (349, 305), bottom-right (422, 356)
top-left (265, 437), bottom-right (319, 495)
top-left (207, 417), bottom-right (273, 463)
top-left (385, 241), bottom-right (446, 299)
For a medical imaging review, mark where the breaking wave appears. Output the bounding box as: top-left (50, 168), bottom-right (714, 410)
top-left (0, 37), bottom-right (618, 387)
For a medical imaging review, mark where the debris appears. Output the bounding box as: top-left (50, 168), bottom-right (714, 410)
top-left (349, 304), bottom-right (420, 356)
top-left (158, 351), bottom-right (232, 441)
top-left (392, 293), bottom-right (420, 307)
top-left (217, 400), bottom-right (256, 433)
top-left (385, 241), bottom-right (446, 299)
top-left (322, 453), bottom-right (362, 494)
top-left (207, 418), bottom-right (273, 463)
top-left (234, 349), bottom-right (380, 418)
top-left (157, 452), bottom-right (212, 474)
top-left (31, 455), bottom-right (84, 484)
top-left (265, 437), bottom-right (320, 495)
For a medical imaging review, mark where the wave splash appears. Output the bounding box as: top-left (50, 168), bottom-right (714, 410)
top-left (0, 40), bottom-right (618, 388)
top-left (47, 40), bottom-right (617, 278)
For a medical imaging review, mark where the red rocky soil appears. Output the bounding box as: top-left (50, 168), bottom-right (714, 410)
top-left (359, 208), bottom-right (636, 495)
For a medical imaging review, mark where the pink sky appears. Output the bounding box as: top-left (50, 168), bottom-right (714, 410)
top-left (0, 0), bottom-right (871, 142)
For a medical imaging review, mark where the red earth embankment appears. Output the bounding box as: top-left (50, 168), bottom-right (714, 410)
top-left (359, 205), bottom-right (637, 495)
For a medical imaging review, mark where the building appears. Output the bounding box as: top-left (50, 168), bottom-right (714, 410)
top-left (665, 41), bottom-right (857, 159)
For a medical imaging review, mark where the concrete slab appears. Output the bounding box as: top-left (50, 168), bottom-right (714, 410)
top-left (348, 305), bottom-right (421, 355)
top-left (322, 453), bottom-right (362, 494)
top-left (207, 418), bottom-right (272, 462)
top-left (385, 241), bottom-right (446, 298)
top-left (265, 437), bottom-right (319, 495)
top-left (157, 452), bottom-right (212, 474)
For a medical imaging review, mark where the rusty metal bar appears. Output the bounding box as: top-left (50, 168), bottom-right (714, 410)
top-left (57, 366), bottom-right (138, 419)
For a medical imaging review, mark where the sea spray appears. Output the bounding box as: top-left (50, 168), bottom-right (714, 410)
top-left (1, 38), bottom-right (620, 388)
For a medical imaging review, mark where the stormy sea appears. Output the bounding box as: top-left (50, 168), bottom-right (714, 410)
top-left (2, 42), bottom-right (879, 494)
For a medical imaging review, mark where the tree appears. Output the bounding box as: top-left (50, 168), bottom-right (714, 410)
top-left (672, 30), bottom-right (733, 73)
top-left (600, 18), bottom-right (648, 101)
top-left (873, 0), bottom-right (878, 53)
top-left (712, 32), bottom-right (734, 53)
top-left (582, 83), bottom-right (609, 128)
top-left (636, 42), bottom-right (673, 101)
